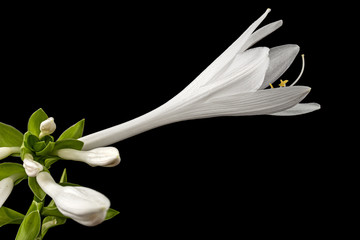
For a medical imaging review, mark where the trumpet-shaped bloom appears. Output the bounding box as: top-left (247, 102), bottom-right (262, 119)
top-left (0, 147), bottom-right (20, 160)
top-left (23, 154), bottom-right (44, 177)
top-left (36, 172), bottom-right (110, 226)
top-left (56, 147), bottom-right (120, 167)
top-left (0, 177), bottom-right (14, 208)
top-left (79, 9), bottom-right (320, 150)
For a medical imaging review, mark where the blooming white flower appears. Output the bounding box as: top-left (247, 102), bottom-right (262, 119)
top-left (23, 154), bottom-right (44, 177)
top-left (36, 171), bottom-right (110, 226)
top-left (0, 147), bottom-right (20, 160)
top-left (78, 9), bottom-right (320, 150)
top-left (39, 117), bottom-right (56, 138)
top-left (55, 147), bottom-right (120, 167)
top-left (0, 177), bottom-right (14, 208)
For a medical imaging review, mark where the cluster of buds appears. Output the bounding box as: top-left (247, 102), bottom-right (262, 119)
top-left (0, 109), bottom-right (120, 239)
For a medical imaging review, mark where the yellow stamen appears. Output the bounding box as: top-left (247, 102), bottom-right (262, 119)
top-left (279, 79), bottom-right (288, 87)
top-left (269, 83), bottom-right (274, 88)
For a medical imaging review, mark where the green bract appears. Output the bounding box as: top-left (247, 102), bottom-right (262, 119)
top-left (0, 108), bottom-right (119, 239)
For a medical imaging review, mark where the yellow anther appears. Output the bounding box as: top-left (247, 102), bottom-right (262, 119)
top-left (269, 83), bottom-right (274, 88)
top-left (279, 79), bottom-right (289, 87)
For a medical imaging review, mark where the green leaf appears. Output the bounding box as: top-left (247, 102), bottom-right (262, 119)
top-left (0, 163), bottom-right (27, 185)
top-left (0, 122), bottom-right (23, 147)
top-left (28, 177), bottom-right (46, 201)
top-left (23, 131), bottom-right (39, 152)
top-left (36, 142), bottom-right (55, 156)
top-left (15, 210), bottom-right (41, 240)
top-left (41, 206), bottom-right (67, 219)
top-left (52, 139), bottom-right (84, 152)
top-left (0, 207), bottom-right (24, 227)
top-left (28, 108), bottom-right (48, 137)
top-left (57, 119), bottom-right (85, 141)
top-left (41, 216), bottom-right (66, 239)
top-left (44, 157), bottom-right (61, 169)
top-left (20, 146), bottom-right (33, 161)
top-left (105, 208), bottom-right (120, 221)
top-left (59, 168), bottom-right (67, 183)
top-left (33, 141), bottom-right (46, 152)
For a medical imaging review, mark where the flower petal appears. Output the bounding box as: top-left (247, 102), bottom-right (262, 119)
top-left (270, 103), bottom-right (321, 116)
top-left (36, 172), bottom-right (110, 226)
top-left (0, 177), bottom-right (14, 208)
top-left (179, 9), bottom-right (272, 97)
top-left (205, 47), bottom-right (270, 95)
top-left (242, 20), bottom-right (283, 51)
top-left (259, 44), bottom-right (300, 89)
top-left (181, 86), bottom-right (312, 118)
top-left (56, 147), bottom-right (120, 167)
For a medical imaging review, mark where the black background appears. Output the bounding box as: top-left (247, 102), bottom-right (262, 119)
top-left (1, 2), bottom-right (346, 239)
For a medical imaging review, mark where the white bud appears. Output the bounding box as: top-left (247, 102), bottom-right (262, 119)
top-left (39, 117), bottom-right (56, 138)
top-left (23, 155), bottom-right (43, 177)
top-left (0, 147), bottom-right (21, 160)
top-left (57, 147), bottom-right (120, 167)
top-left (0, 177), bottom-right (14, 208)
top-left (36, 172), bottom-right (110, 226)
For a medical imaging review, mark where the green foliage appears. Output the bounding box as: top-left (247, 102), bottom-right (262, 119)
top-left (28, 177), bottom-right (47, 202)
top-left (105, 208), bottom-right (120, 221)
top-left (0, 207), bottom-right (24, 227)
top-left (15, 200), bottom-right (42, 240)
top-left (0, 122), bottom-right (23, 147)
top-left (0, 162), bottom-right (27, 185)
top-left (40, 216), bottom-right (67, 239)
top-left (57, 119), bottom-right (85, 141)
top-left (27, 108), bottom-right (48, 137)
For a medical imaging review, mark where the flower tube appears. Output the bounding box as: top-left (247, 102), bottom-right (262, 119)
top-left (36, 172), bottom-right (110, 226)
top-left (0, 147), bottom-right (20, 160)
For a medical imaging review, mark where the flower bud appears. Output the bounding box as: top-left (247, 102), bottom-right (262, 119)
top-left (0, 147), bottom-right (20, 160)
top-left (23, 154), bottom-right (43, 177)
top-left (39, 117), bottom-right (56, 138)
top-left (36, 172), bottom-right (110, 226)
top-left (56, 147), bottom-right (120, 167)
top-left (0, 177), bottom-right (14, 208)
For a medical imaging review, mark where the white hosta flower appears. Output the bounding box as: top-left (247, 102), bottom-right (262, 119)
top-left (36, 172), bottom-right (110, 226)
top-left (39, 117), bottom-right (56, 138)
top-left (56, 147), bottom-right (120, 167)
top-left (0, 147), bottom-right (20, 160)
top-left (23, 154), bottom-right (44, 177)
top-left (79, 9), bottom-right (320, 150)
top-left (0, 177), bottom-right (14, 208)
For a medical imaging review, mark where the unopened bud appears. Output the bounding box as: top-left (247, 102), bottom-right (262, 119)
top-left (23, 154), bottom-right (43, 177)
top-left (39, 117), bottom-right (56, 138)
top-left (56, 147), bottom-right (120, 167)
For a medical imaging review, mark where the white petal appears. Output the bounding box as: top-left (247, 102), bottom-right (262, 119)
top-left (0, 147), bottom-right (20, 160)
top-left (204, 47), bottom-right (270, 96)
top-left (180, 86), bottom-right (312, 119)
top-left (56, 147), bottom-right (120, 167)
top-left (36, 172), bottom-right (110, 226)
top-left (242, 20), bottom-right (283, 51)
top-left (56, 186), bottom-right (110, 226)
top-left (178, 9), bottom-right (272, 98)
top-left (270, 103), bottom-right (321, 116)
top-left (0, 177), bottom-right (14, 208)
top-left (39, 117), bottom-right (56, 138)
top-left (23, 158), bottom-right (44, 177)
top-left (259, 44), bottom-right (300, 89)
